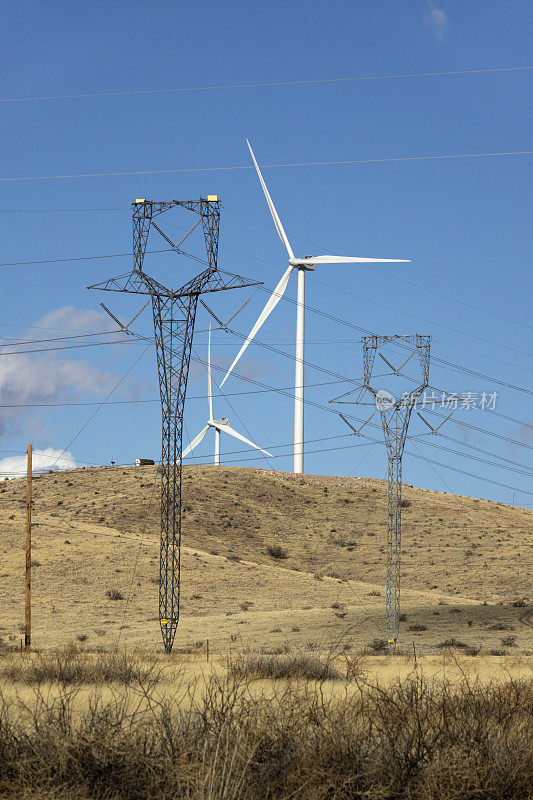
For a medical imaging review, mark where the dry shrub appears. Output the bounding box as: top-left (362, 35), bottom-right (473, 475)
top-left (367, 637), bottom-right (389, 653)
top-left (106, 588), bottom-right (124, 600)
top-left (437, 638), bottom-right (468, 649)
top-left (266, 544), bottom-right (288, 559)
top-left (0, 646), bottom-right (161, 685)
top-left (0, 656), bottom-right (530, 800)
top-left (229, 651), bottom-right (341, 681)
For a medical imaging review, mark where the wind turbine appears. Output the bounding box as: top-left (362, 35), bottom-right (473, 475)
top-left (220, 139), bottom-right (411, 473)
top-left (182, 325), bottom-right (272, 465)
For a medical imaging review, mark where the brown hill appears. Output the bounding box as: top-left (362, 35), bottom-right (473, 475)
top-left (1, 465), bottom-right (531, 654)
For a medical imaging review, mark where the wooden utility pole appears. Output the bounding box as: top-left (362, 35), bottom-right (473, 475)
top-left (25, 444), bottom-right (32, 650)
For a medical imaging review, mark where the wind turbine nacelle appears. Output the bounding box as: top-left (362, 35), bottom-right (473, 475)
top-left (289, 258), bottom-right (317, 271)
top-left (210, 418), bottom-right (229, 427)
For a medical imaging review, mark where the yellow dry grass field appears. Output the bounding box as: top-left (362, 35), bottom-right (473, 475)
top-left (0, 465), bottom-right (531, 659)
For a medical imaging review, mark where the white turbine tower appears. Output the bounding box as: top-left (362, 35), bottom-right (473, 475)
top-left (221, 139), bottom-right (411, 473)
top-left (182, 326), bottom-right (272, 465)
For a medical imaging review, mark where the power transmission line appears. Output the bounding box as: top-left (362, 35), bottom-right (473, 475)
top-left (5, 194), bottom-right (533, 341)
top-left (415, 437), bottom-right (533, 479)
top-left (46, 346), bottom-right (152, 473)
top-left (2, 312), bottom-right (529, 470)
top-left (3, 222), bottom-right (533, 375)
top-left (0, 247), bottom-right (172, 269)
top-left (2, 150), bottom-right (533, 183)
top-left (0, 378), bottom-right (353, 409)
top-left (7, 228), bottom-right (531, 382)
top-left (190, 339), bottom-right (533, 455)
top-left (224, 204), bottom-right (533, 334)
top-left (209, 231), bottom-right (533, 369)
top-left (0, 330), bottom-right (122, 346)
top-left (424, 432), bottom-right (533, 474)
top-left (3, 432), bottom-right (531, 503)
top-left (243, 247), bottom-right (533, 363)
top-left (0, 339), bottom-right (138, 356)
top-left (406, 450), bottom-right (533, 497)
top-left (0, 208), bottom-right (127, 213)
top-left (3, 65), bottom-right (531, 103)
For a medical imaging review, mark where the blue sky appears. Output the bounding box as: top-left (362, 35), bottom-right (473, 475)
top-left (1, 0), bottom-right (532, 507)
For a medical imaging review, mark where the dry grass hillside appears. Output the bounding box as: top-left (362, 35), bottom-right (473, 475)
top-left (0, 464), bottom-right (531, 655)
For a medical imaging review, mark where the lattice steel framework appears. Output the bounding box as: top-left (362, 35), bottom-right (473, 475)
top-left (363, 335), bottom-right (430, 649)
top-left (89, 199), bottom-right (260, 652)
top-left (331, 334), bottom-right (430, 650)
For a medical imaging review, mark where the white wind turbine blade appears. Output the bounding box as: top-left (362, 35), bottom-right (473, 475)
top-left (220, 263), bottom-right (293, 387)
top-left (181, 425), bottom-right (210, 459)
top-left (247, 139), bottom-right (295, 260)
top-left (292, 255), bottom-right (410, 265)
top-left (217, 422), bottom-right (273, 457)
top-left (207, 324), bottom-right (213, 421)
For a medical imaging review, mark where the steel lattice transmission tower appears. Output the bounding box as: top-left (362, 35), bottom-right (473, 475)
top-left (89, 198), bottom-right (260, 653)
top-left (332, 334), bottom-right (430, 650)
top-left (364, 335), bottom-right (430, 649)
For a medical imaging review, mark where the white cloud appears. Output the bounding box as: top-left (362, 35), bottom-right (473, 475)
top-left (33, 306), bottom-right (112, 334)
top-left (0, 448), bottom-right (78, 480)
top-left (0, 352), bottom-right (117, 438)
top-left (0, 306), bottom-right (140, 439)
top-left (425, 0), bottom-right (448, 38)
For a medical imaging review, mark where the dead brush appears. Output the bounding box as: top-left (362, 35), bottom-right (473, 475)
top-left (0, 645), bottom-right (162, 686)
top-left (0, 668), bottom-right (530, 800)
top-left (228, 650), bottom-right (342, 681)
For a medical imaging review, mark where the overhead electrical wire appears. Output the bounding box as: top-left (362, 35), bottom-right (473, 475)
top-left (406, 450), bottom-right (533, 497)
top-left (425, 385), bottom-right (533, 430)
top-left (1, 370), bottom-right (530, 472)
top-left (3, 196), bottom-right (532, 341)
top-left (172, 224), bottom-right (533, 382)
top-left (2, 150), bottom-right (533, 183)
top-left (221, 321), bottom-right (533, 429)
top-left (120, 332), bottom-right (533, 485)
top-left (0, 330), bottom-right (123, 346)
top-left (390, 370), bottom-right (533, 432)
top-left (5, 226), bottom-right (530, 382)
top-left (0, 338), bottom-right (138, 356)
top-left (0, 224), bottom-right (529, 496)
top-left (157, 215), bottom-right (533, 379)
top-left (0, 207), bottom-right (127, 213)
top-left (139, 438), bottom-right (533, 496)
top-left (422, 408), bottom-right (533, 453)
top-left (221, 240), bottom-right (533, 364)
top-left (107, 327), bottom-right (533, 470)
top-left (1, 301), bottom-right (530, 476)
top-left (223, 204), bottom-right (533, 334)
top-left (413, 437), bottom-right (533, 479)
top-left (2, 426), bottom-right (530, 502)
top-left (427, 362), bottom-right (533, 397)
top-left (9, 230), bottom-right (527, 386)
top-left (420, 432), bottom-right (533, 474)
top-left (0, 247), bottom-right (172, 269)
top-left (46, 345), bottom-right (152, 473)
top-left (2, 65), bottom-right (531, 103)
top-left (3, 219), bottom-right (533, 377)
top-left (0, 378), bottom-right (354, 409)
